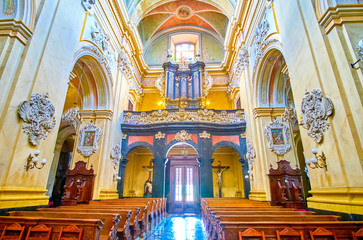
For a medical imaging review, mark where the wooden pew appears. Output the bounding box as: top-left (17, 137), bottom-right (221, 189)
top-left (90, 199), bottom-right (162, 227)
top-left (9, 211), bottom-right (120, 240)
top-left (37, 208), bottom-right (132, 240)
top-left (218, 221), bottom-right (363, 240)
top-left (55, 206), bottom-right (141, 239)
top-left (209, 215), bottom-right (340, 238)
top-left (0, 216), bottom-right (103, 240)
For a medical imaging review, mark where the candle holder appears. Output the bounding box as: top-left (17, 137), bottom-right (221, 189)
top-left (305, 147), bottom-right (327, 171)
top-left (25, 150), bottom-right (47, 171)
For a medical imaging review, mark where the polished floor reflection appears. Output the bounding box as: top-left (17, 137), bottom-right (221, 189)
top-left (147, 216), bottom-right (208, 240)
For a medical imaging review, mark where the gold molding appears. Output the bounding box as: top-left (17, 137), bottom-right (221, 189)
top-left (99, 189), bottom-right (119, 200)
top-left (249, 190), bottom-right (267, 201)
top-left (0, 186), bottom-right (48, 209)
top-left (0, 19), bottom-right (33, 45)
top-left (307, 187), bottom-right (363, 214)
top-left (253, 107), bottom-right (285, 118)
top-left (78, 110), bottom-right (114, 120)
top-left (319, 5), bottom-right (363, 34)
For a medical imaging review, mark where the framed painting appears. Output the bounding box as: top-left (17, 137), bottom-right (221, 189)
top-left (78, 123), bottom-right (102, 157)
top-left (265, 119), bottom-right (290, 155)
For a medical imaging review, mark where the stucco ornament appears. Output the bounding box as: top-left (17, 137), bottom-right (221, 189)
top-left (199, 131), bottom-right (210, 139)
top-left (174, 130), bottom-right (192, 142)
top-left (155, 72), bottom-right (165, 97)
top-left (91, 22), bottom-right (114, 66)
top-left (265, 119), bottom-right (291, 155)
top-left (234, 47), bottom-right (249, 80)
top-left (246, 141), bottom-right (256, 169)
top-left (18, 93), bottom-right (56, 146)
top-left (203, 71), bottom-right (214, 96)
top-left (300, 89), bottom-right (334, 143)
top-left (155, 131), bottom-right (165, 140)
top-left (357, 39), bottom-right (363, 60)
top-left (81, 0), bottom-right (96, 13)
top-left (110, 144), bottom-right (121, 169)
top-left (77, 122), bottom-right (102, 157)
top-left (118, 49), bottom-right (133, 79)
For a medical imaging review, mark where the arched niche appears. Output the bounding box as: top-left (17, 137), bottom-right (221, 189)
top-left (69, 54), bottom-right (112, 110)
top-left (0, 0), bottom-right (36, 29)
top-left (256, 49), bottom-right (289, 108)
top-left (123, 146), bottom-right (154, 197)
top-left (211, 146), bottom-right (245, 198)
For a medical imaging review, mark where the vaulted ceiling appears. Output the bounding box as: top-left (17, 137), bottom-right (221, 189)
top-left (124, 0), bottom-right (235, 46)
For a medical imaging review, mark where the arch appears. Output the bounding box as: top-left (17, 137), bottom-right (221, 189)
top-left (165, 140), bottom-right (200, 159)
top-left (0, 0), bottom-right (36, 29)
top-left (70, 47), bottom-right (113, 110)
top-left (211, 141), bottom-right (243, 159)
top-left (254, 47), bottom-right (289, 108)
top-left (46, 126), bottom-right (76, 202)
top-left (124, 142), bottom-right (155, 159)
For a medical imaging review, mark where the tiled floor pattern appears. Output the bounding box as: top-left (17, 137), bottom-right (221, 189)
top-left (146, 215), bottom-right (209, 240)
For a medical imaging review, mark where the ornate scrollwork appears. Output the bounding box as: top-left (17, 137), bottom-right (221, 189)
top-left (91, 22), bottom-right (114, 66)
top-left (265, 119), bottom-right (290, 155)
top-left (155, 72), bottom-right (165, 97)
top-left (234, 47), bottom-right (249, 80)
top-left (199, 131), bottom-right (210, 139)
top-left (77, 122), bottom-right (102, 157)
top-left (246, 141), bottom-right (256, 169)
top-left (123, 108), bottom-right (245, 125)
top-left (18, 93), bottom-right (56, 145)
top-left (81, 0), bottom-right (96, 13)
top-left (356, 39), bottom-right (363, 60)
top-left (203, 71), bottom-right (214, 96)
top-left (118, 49), bottom-right (133, 79)
top-left (110, 144), bottom-right (121, 169)
top-left (300, 89), bottom-right (334, 143)
top-left (155, 132), bottom-right (165, 140)
top-left (174, 130), bottom-right (192, 142)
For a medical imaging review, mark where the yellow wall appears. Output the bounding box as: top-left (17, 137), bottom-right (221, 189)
top-left (139, 93), bottom-right (163, 111)
top-left (206, 90), bottom-right (232, 110)
top-left (212, 148), bottom-right (244, 198)
top-left (123, 149), bottom-right (153, 197)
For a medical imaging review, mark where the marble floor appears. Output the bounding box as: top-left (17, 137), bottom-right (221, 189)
top-left (147, 215), bottom-right (209, 240)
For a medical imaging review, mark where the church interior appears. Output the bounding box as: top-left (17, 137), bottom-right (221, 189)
top-left (0, 0), bottom-right (363, 239)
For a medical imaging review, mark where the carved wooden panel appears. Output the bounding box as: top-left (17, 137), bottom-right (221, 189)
top-left (268, 160), bottom-right (305, 209)
top-left (61, 161), bottom-right (95, 206)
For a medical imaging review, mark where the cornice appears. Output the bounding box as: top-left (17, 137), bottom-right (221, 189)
top-left (79, 109), bottom-right (114, 120)
top-left (319, 5), bottom-right (363, 34)
top-left (253, 107), bottom-right (285, 118)
top-left (0, 19), bottom-right (33, 45)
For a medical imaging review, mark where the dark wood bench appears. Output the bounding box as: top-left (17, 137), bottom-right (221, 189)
top-left (0, 216), bottom-right (103, 240)
top-left (55, 206), bottom-right (141, 239)
top-left (9, 211), bottom-right (120, 240)
top-left (37, 208), bottom-right (132, 240)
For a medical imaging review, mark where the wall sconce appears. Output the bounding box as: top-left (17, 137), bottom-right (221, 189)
top-left (25, 150), bottom-right (47, 171)
top-left (113, 173), bottom-right (121, 182)
top-left (305, 147), bottom-right (327, 171)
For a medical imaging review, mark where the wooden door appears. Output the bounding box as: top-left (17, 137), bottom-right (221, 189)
top-left (169, 158), bottom-right (200, 214)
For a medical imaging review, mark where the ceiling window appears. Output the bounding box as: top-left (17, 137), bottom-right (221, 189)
top-left (175, 43), bottom-right (195, 63)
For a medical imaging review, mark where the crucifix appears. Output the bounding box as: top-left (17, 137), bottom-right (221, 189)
top-left (142, 160), bottom-right (153, 196)
top-left (212, 161), bottom-right (230, 198)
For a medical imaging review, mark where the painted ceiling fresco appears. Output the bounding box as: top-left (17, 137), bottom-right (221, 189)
top-left (129, 0), bottom-right (230, 45)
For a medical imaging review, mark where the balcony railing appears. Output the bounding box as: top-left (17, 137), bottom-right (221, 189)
top-left (122, 108), bottom-right (245, 125)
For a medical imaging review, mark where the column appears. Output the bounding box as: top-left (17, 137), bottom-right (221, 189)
top-left (152, 158), bottom-right (166, 198)
top-left (117, 159), bottom-right (129, 198)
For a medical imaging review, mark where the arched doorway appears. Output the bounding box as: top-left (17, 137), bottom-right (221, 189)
top-left (256, 49), bottom-right (311, 201)
top-left (47, 52), bottom-right (112, 205)
top-left (165, 143), bottom-right (200, 214)
top-left (123, 146), bottom-right (154, 197)
top-left (211, 146), bottom-right (245, 198)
